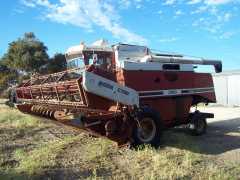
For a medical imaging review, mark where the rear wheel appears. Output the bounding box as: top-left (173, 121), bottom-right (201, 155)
top-left (188, 117), bottom-right (207, 136)
top-left (132, 107), bottom-right (162, 147)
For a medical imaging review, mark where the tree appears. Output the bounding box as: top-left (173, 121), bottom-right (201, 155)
top-left (41, 53), bottom-right (67, 74)
top-left (0, 62), bottom-right (10, 72)
top-left (0, 63), bottom-right (18, 91)
top-left (2, 32), bottom-right (49, 73)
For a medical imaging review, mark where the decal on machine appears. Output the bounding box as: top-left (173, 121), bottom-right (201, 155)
top-left (98, 81), bottom-right (114, 90)
top-left (139, 87), bottom-right (214, 98)
top-left (117, 88), bottom-right (130, 95)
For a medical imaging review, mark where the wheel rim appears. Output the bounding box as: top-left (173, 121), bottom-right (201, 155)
top-left (137, 117), bottom-right (157, 143)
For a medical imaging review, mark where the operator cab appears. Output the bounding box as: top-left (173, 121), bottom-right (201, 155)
top-left (65, 40), bottom-right (113, 72)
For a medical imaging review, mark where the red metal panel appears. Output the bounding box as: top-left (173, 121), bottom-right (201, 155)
top-left (193, 73), bottom-right (214, 88)
top-left (142, 98), bottom-right (176, 123)
top-left (120, 70), bottom-right (194, 91)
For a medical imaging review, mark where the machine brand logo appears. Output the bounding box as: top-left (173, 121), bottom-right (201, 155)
top-left (98, 81), bottom-right (114, 90)
top-left (117, 88), bottom-right (130, 96)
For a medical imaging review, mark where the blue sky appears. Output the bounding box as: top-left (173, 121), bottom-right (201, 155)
top-left (0, 0), bottom-right (240, 70)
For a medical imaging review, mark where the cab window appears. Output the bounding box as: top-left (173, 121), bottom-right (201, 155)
top-left (67, 57), bottom-right (85, 69)
top-left (84, 51), bottom-right (113, 71)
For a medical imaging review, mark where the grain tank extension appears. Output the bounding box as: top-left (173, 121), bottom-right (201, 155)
top-left (15, 40), bottom-right (222, 147)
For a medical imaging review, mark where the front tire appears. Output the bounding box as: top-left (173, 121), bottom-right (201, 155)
top-left (132, 107), bottom-right (162, 147)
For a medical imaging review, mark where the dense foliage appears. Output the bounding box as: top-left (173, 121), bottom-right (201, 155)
top-left (0, 32), bottom-right (67, 96)
top-left (0, 63), bottom-right (18, 90)
top-left (41, 53), bottom-right (67, 74)
top-left (1, 32), bottom-right (49, 73)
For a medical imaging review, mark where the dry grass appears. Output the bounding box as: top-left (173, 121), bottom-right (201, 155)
top-left (0, 106), bottom-right (43, 129)
top-left (0, 100), bottom-right (239, 179)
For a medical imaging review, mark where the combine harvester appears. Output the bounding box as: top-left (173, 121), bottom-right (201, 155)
top-left (15, 40), bottom-right (222, 147)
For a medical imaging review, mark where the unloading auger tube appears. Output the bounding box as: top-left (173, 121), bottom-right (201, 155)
top-left (143, 54), bottom-right (222, 73)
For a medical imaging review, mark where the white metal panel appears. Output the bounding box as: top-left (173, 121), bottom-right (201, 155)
top-left (213, 74), bottom-right (240, 106)
top-left (82, 71), bottom-right (139, 107)
top-left (213, 76), bottom-right (228, 106)
top-left (120, 61), bottom-right (194, 71)
top-left (227, 75), bottom-right (240, 106)
top-left (120, 61), bottom-right (161, 71)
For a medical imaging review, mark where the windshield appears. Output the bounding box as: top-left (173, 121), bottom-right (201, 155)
top-left (67, 57), bottom-right (85, 69)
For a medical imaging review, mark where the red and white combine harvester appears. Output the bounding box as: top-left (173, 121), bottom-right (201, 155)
top-left (15, 40), bottom-right (222, 147)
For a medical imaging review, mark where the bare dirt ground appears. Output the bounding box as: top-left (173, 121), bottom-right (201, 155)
top-left (195, 106), bottom-right (240, 163)
top-left (0, 99), bottom-right (239, 179)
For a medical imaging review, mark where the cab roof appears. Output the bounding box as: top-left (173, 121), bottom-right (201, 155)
top-left (65, 40), bottom-right (113, 57)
